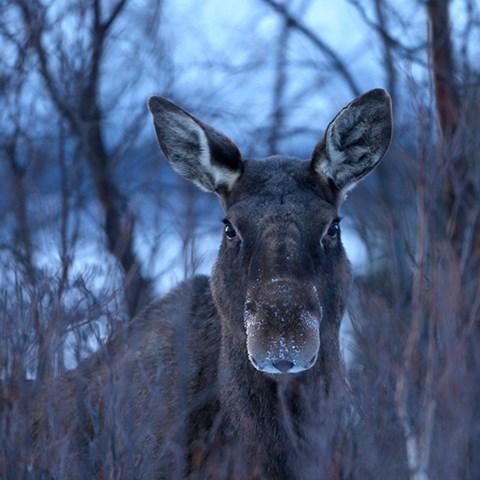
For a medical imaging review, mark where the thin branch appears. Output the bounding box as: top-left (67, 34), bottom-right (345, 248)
top-left (347, 0), bottom-right (427, 66)
top-left (373, 0), bottom-right (398, 105)
top-left (260, 0), bottom-right (361, 97)
top-left (16, 0), bottom-right (78, 128)
top-left (90, 0), bottom-right (130, 96)
top-left (103, 0), bottom-right (129, 32)
top-left (267, 14), bottom-right (291, 155)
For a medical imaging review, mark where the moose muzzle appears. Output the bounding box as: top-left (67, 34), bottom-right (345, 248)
top-left (244, 278), bottom-right (322, 374)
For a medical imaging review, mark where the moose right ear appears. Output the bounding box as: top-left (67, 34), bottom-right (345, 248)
top-left (148, 96), bottom-right (243, 193)
top-left (311, 89), bottom-right (392, 194)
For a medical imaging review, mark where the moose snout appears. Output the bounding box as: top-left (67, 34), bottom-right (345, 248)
top-left (244, 301), bottom-right (321, 375)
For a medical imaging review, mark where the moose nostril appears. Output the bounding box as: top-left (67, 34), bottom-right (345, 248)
top-left (273, 360), bottom-right (294, 373)
top-left (245, 300), bottom-right (255, 312)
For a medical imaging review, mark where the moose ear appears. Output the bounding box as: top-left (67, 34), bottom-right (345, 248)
top-left (148, 96), bottom-right (243, 193)
top-left (311, 88), bottom-right (392, 193)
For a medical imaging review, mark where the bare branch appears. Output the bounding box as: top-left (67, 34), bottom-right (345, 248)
top-left (427, 0), bottom-right (460, 138)
top-left (103, 0), bottom-right (129, 32)
top-left (90, 1), bottom-right (130, 95)
top-left (260, 0), bottom-right (361, 97)
top-left (3, 137), bottom-right (37, 285)
top-left (16, 0), bottom-right (78, 128)
top-left (267, 14), bottom-right (291, 155)
top-left (347, 0), bottom-right (426, 67)
top-left (373, 0), bottom-right (398, 105)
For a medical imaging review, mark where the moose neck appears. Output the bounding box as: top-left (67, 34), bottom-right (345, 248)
top-left (216, 317), bottom-right (340, 478)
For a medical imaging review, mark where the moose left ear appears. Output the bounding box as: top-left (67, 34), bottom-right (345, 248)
top-left (311, 88), bottom-right (393, 193)
top-left (148, 96), bottom-right (243, 193)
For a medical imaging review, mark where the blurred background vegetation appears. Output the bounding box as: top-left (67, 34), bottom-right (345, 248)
top-left (1, 0), bottom-right (479, 478)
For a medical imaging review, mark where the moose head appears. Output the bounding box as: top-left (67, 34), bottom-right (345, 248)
top-left (148, 89), bottom-right (392, 375)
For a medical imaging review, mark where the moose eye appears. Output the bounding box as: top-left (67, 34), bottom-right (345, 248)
top-left (322, 221), bottom-right (340, 249)
top-left (224, 224), bottom-right (236, 240)
top-left (327, 222), bottom-right (340, 239)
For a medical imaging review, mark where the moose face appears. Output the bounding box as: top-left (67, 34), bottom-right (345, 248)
top-left (148, 89), bottom-right (392, 375)
top-left (213, 157), bottom-right (351, 374)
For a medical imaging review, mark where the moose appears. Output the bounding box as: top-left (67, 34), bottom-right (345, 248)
top-left (26, 89), bottom-right (392, 479)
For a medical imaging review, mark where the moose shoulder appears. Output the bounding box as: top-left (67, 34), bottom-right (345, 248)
top-left (32, 89), bottom-right (392, 479)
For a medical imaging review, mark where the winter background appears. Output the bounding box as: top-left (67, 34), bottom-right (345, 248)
top-left (1, 0), bottom-right (479, 478)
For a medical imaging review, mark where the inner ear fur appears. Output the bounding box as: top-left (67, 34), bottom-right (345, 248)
top-left (148, 96), bottom-right (243, 193)
top-left (312, 88), bottom-right (393, 193)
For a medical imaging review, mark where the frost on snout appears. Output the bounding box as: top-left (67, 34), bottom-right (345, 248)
top-left (244, 282), bottom-right (322, 374)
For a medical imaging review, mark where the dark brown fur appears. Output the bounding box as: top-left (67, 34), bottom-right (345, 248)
top-left (30, 90), bottom-right (392, 479)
